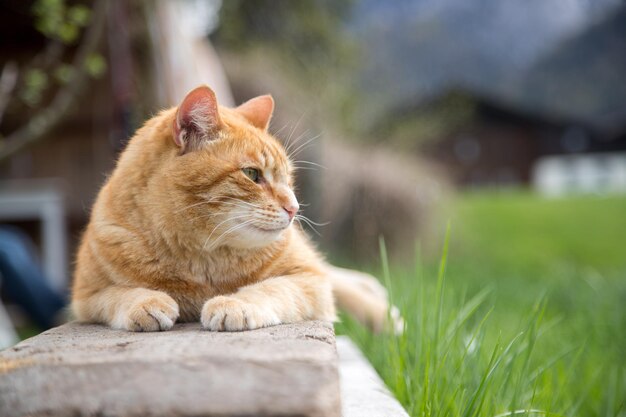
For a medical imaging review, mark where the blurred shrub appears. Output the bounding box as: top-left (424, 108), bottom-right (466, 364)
top-left (319, 139), bottom-right (451, 262)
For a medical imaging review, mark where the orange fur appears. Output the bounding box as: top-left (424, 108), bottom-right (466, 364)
top-left (71, 85), bottom-right (399, 333)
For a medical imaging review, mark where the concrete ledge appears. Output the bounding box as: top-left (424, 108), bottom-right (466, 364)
top-left (337, 336), bottom-right (409, 417)
top-left (0, 321), bottom-right (341, 417)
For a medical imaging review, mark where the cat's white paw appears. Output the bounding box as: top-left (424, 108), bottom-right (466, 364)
top-left (201, 296), bottom-right (280, 331)
top-left (388, 305), bottom-right (405, 335)
top-left (116, 292), bottom-right (180, 332)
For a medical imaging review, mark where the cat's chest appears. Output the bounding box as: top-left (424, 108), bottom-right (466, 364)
top-left (159, 247), bottom-right (283, 322)
top-left (181, 251), bottom-right (266, 290)
top-left (159, 256), bottom-right (253, 322)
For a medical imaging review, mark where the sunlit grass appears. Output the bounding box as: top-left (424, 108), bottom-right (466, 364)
top-left (336, 192), bottom-right (626, 417)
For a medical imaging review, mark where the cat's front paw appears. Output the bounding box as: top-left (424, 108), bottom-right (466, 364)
top-left (388, 305), bottom-right (405, 335)
top-left (201, 296), bottom-right (280, 331)
top-left (117, 292), bottom-right (180, 332)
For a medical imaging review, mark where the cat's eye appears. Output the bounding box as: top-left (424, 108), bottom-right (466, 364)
top-left (242, 167), bottom-right (261, 183)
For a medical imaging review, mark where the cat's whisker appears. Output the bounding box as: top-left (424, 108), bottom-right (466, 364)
top-left (188, 208), bottom-right (251, 223)
top-left (203, 214), bottom-right (253, 250)
top-left (184, 199), bottom-right (257, 217)
top-left (295, 214), bottom-right (330, 227)
top-left (288, 133), bottom-right (321, 160)
top-left (206, 218), bottom-right (257, 251)
top-left (285, 129), bottom-right (310, 155)
top-left (204, 195), bottom-right (263, 208)
top-left (283, 111), bottom-right (308, 154)
top-left (204, 201), bottom-right (278, 221)
top-left (294, 217), bottom-right (322, 237)
top-left (207, 201), bottom-right (259, 211)
top-left (286, 129), bottom-right (314, 155)
top-left (201, 197), bottom-right (263, 212)
top-left (292, 160), bottom-right (327, 170)
top-left (283, 123), bottom-right (298, 155)
top-left (273, 123), bottom-right (293, 148)
top-left (271, 121), bottom-right (291, 139)
top-left (177, 199), bottom-right (259, 223)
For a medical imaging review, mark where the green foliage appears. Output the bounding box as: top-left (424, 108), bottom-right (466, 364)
top-left (15, 0), bottom-right (105, 108)
top-left (337, 193), bottom-right (626, 416)
top-left (84, 52), bottom-right (106, 78)
top-left (53, 63), bottom-right (74, 84)
top-left (215, 0), bottom-right (353, 63)
top-left (32, 0), bottom-right (91, 44)
top-left (20, 68), bottom-right (49, 107)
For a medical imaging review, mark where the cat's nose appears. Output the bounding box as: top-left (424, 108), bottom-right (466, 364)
top-left (283, 203), bottom-right (299, 220)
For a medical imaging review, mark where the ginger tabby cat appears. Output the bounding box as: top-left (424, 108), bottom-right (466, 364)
top-left (72, 85), bottom-right (401, 333)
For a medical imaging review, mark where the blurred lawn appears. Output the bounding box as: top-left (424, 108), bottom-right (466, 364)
top-left (453, 192), bottom-right (626, 270)
top-left (337, 192), bottom-right (626, 417)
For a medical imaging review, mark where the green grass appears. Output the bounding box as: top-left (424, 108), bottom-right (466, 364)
top-left (336, 192), bottom-right (626, 417)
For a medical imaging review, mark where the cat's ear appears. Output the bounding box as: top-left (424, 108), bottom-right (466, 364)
top-left (173, 85), bottom-right (222, 152)
top-left (236, 95), bottom-right (274, 131)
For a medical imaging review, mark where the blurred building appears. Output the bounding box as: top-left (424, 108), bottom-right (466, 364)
top-left (387, 89), bottom-right (626, 191)
top-left (370, 2), bottom-right (626, 194)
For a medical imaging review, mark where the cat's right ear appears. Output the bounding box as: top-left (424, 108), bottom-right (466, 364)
top-left (173, 85), bottom-right (222, 153)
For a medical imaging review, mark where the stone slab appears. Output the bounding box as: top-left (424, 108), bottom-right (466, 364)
top-left (0, 321), bottom-right (341, 417)
top-left (336, 336), bottom-right (409, 417)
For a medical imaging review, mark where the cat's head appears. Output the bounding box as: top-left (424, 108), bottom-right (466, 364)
top-left (163, 85), bottom-right (299, 251)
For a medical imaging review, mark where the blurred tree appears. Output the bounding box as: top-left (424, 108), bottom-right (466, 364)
top-left (214, 0), bottom-right (354, 73)
top-left (213, 0), bottom-right (359, 129)
top-left (0, 0), bottom-right (107, 162)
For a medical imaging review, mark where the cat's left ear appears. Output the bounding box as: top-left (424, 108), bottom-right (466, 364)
top-left (173, 85), bottom-right (222, 152)
top-left (236, 95), bottom-right (274, 131)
